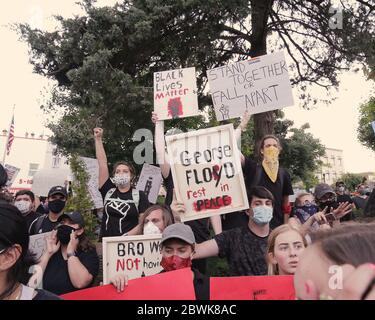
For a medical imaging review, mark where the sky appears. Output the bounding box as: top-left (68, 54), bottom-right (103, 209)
top-left (1, 1), bottom-right (374, 174)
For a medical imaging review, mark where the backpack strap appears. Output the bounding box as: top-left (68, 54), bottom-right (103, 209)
top-left (31, 215), bottom-right (47, 234)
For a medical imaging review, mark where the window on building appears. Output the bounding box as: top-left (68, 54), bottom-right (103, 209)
top-left (28, 163), bottom-right (39, 177)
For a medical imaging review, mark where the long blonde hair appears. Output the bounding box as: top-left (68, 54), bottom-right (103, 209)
top-left (266, 224), bottom-right (307, 275)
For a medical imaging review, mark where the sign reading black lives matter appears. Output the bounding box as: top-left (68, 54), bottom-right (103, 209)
top-left (207, 51), bottom-right (294, 121)
top-left (154, 67), bottom-right (199, 120)
top-left (102, 234), bottom-right (162, 284)
top-left (166, 124), bottom-right (249, 222)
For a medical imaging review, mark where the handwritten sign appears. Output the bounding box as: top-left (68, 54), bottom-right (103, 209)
top-left (165, 124), bottom-right (249, 222)
top-left (80, 157), bottom-right (103, 209)
top-left (4, 164), bottom-right (20, 187)
top-left (28, 232), bottom-right (51, 261)
top-left (207, 51), bottom-right (294, 121)
top-left (61, 268), bottom-right (196, 300)
top-left (210, 275), bottom-right (295, 300)
top-left (154, 67), bottom-right (199, 120)
top-left (135, 164), bottom-right (163, 204)
top-left (102, 234), bottom-right (163, 285)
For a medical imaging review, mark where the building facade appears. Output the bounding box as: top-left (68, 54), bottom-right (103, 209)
top-left (316, 147), bottom-right (345, 186)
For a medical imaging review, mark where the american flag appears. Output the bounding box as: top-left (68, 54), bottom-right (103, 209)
top-left (6, 114), bottom-right (14, 156)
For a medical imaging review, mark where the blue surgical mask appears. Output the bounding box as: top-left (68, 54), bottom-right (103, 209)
top-left (251, 206), bottom-right (273, 225)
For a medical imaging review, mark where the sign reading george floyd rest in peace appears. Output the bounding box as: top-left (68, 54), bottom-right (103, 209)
top-left (207, 51), bottom-right (294, 121)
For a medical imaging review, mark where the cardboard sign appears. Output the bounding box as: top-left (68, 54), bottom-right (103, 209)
top-left (207, 51), bottom-right (294, 121)
top-left (61, 268), bottom-right (196, 300)
top-left (165, 124), bottom-right (249, 222)
top-left (80, 157), bottom-right (103, 209)
top-left (154, 67), bottom-right (199, 120)
top-left (4, 164), bottom-right (20, 187)
top-left (28, 232), bottom-right (51, 261)
top-left (210, 275), bottom-right (295, 300)
top-left (102, 234), bottom-right (163, 285)
top-left (135, 164), bottom-right (163, 204)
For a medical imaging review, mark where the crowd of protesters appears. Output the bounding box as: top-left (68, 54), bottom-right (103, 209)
top-left (0, 111), bottom-right (374, 301)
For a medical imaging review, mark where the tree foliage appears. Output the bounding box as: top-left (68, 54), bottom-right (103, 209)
top-left (358, 96), bottom-right (375, 152)
top-left (337, 172), bottom-right (363, 191)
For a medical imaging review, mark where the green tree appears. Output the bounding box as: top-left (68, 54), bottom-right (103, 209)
top-left (358, 97), bottom-right (375, 152)
top-left (337, 173), bottom-right (363, 191)
top-left (17, 0), bottom-right (375, 159)
top-left (65, 154), bottom-right (96, 240)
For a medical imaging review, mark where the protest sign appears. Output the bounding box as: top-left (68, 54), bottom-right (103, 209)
top-left (154, 67), bottom-right (199, 120)
top-left (80, 156), bottom-right (103, 209)
top-left (165, 124), bottom-right (249, 222)
top-left (210, 275), bottom-right (295, 300)
top-left (28, 232), bottom-right (51, 261)
top-left (102, 234), bottom-right (163, 285)
top-left (207, 51), bottom-right (294, 121)
top-left (61, 268), bottom-right (196, 300)
top-left (135, 164), bottom-right (163, 204)
top-left (4, 164), bottom-right (20, 187)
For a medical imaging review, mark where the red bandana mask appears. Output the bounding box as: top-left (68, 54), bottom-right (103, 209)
top-left (160, 255), bottom-right (192, 271)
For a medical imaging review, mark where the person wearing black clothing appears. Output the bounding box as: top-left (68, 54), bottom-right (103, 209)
top-left (234, 113), bottom-right (294, 230)
top-left (29, 186), bottom-right (68, 235)
top-left (13, 190), bottom-right (41, 231)
top-left (30, 211), bottom-right (99, 295)
top-left (335, 181), bottom-right (355, 221)
top-left (0, 202), bottom-right (60, 300)
top-left (94, 127), bottom-right (150, 238)
top-left (193, 186), bottom-right (275, 276)
top-left (111, 223), bottom-right (209, 300)
top-left (352, 184), bottom-right (369, 210)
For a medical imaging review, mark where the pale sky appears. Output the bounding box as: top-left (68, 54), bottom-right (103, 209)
top-left (1, 1), bottom-right (374, 174)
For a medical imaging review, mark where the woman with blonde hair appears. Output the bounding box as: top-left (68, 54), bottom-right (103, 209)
top-left (266, 224), bottom-right (307, 276)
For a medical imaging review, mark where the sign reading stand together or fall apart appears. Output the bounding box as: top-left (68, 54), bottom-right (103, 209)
top-left (154, 67), bottom-right (199, 120)
top-left (207, 51), bottom-right (294, 121)
top-left (102, 234), bottom-right (163, 285)
top-left (166, 124), bottom-right (249, 222)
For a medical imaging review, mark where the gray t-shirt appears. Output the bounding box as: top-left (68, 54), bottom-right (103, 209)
top-left (214, 226), bottom-right (269, 276)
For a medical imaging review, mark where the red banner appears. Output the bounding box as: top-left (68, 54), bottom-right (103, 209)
top-left (210, 275), bottom-right (295, 300)
top-left (61, 268), bottom-right (196, 300)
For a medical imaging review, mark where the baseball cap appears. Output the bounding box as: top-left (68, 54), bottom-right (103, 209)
top-left (57, 211), bottom-right (85, 228)
top-left (160, 223), bottom-right (195, 246)
top-left (48, 186), bottom-right (68, 198)
top-left (314, 183), bottom-right (335, 200)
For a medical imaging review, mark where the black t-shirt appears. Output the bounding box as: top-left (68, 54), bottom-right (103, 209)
top-left (23, 211), bottom-right (42, 231)
top-left (33, 289), bottom-right (62, 300)
top-left (353, 196), bottom-right (367, 210)
top-left (29, 214), bottom-right (61, 235)
top-left (163, 173), bottom-right (210, 243)
top-left (243, 157), bottom-right (294, 229)
top-left (214, 226), bottom-right (269, 276)
top-left (221, 211), bottom-right (248, 231)
top-left (43, 249), bottom-right (99, 295)
top-left (336, 194), bottom-right (354, 222)
top-left (99, 178), bottom-right (150, 237)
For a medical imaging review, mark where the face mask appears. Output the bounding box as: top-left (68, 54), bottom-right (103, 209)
top-left (338, 186), bottom-right (345, 192)
top-left (56, 225), bottom-right (76, 245)
top-left (251, 205), bottom-right (273, 225)
top-left (143, 221), bottom-right (161, 235)
top-left (48, 199), bottom-right (66, 213)
top-left (318, 198), bottom-right (336, 210)
top-left (262, 146), bottom-right (279, 183)
top-left (296, 204), bottom-right (319, 217)
top-left (160, 255), bottom-right (192, 272)
top-left (112, 174), bottom-right (131, 187)
top-left (359, 189), bottom-right (367, 196)
top-left (14, 200), bottom-right (32, 215)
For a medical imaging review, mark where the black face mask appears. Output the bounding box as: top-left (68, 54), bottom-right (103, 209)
top-left (48, 199), bottom-right (66, 213)
top-left (56, 225), bottom-right (76, 245)
top-left (319, 200), bottom-right (337, 211)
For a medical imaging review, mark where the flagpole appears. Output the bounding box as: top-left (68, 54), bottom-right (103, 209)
top-left (2, 106), bottom-right (15, 165)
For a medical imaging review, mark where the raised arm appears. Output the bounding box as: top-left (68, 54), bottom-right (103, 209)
top-left (94, 127), bottom-right (109, 188)
top-left (152, 112), bottom-right (170, 178)
top-left (234, 111), bottom-right (250, 167)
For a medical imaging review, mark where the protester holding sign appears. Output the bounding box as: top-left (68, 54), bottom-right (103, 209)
top-left (0, 202), bottom-right (60, 300)
top-left (29, 186), bottom-right (68, 235)
top-left (14, 190), bottom-right (41, 231)
top-left (266, 224), bottom-right (307, 276)
top-left (29, 211), bottom-right (99, 295)
top-left (191, 186), bottom-right (274, 276)
top-left (294, 222), bottom-right (375, 300)
top-left (235, 113), bottom-right (294, 230)
top-left (111, 223), bottom-right (209, 300)
top-left (94, 127), bottom-right (150, 238)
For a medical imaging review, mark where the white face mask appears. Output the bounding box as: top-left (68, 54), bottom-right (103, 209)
top-left (112, 174), bottom-right (131, 187)
top-left (14, 200), bottom-right (32, 214)
top-left (143, 221), bottom-right (161, 235)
